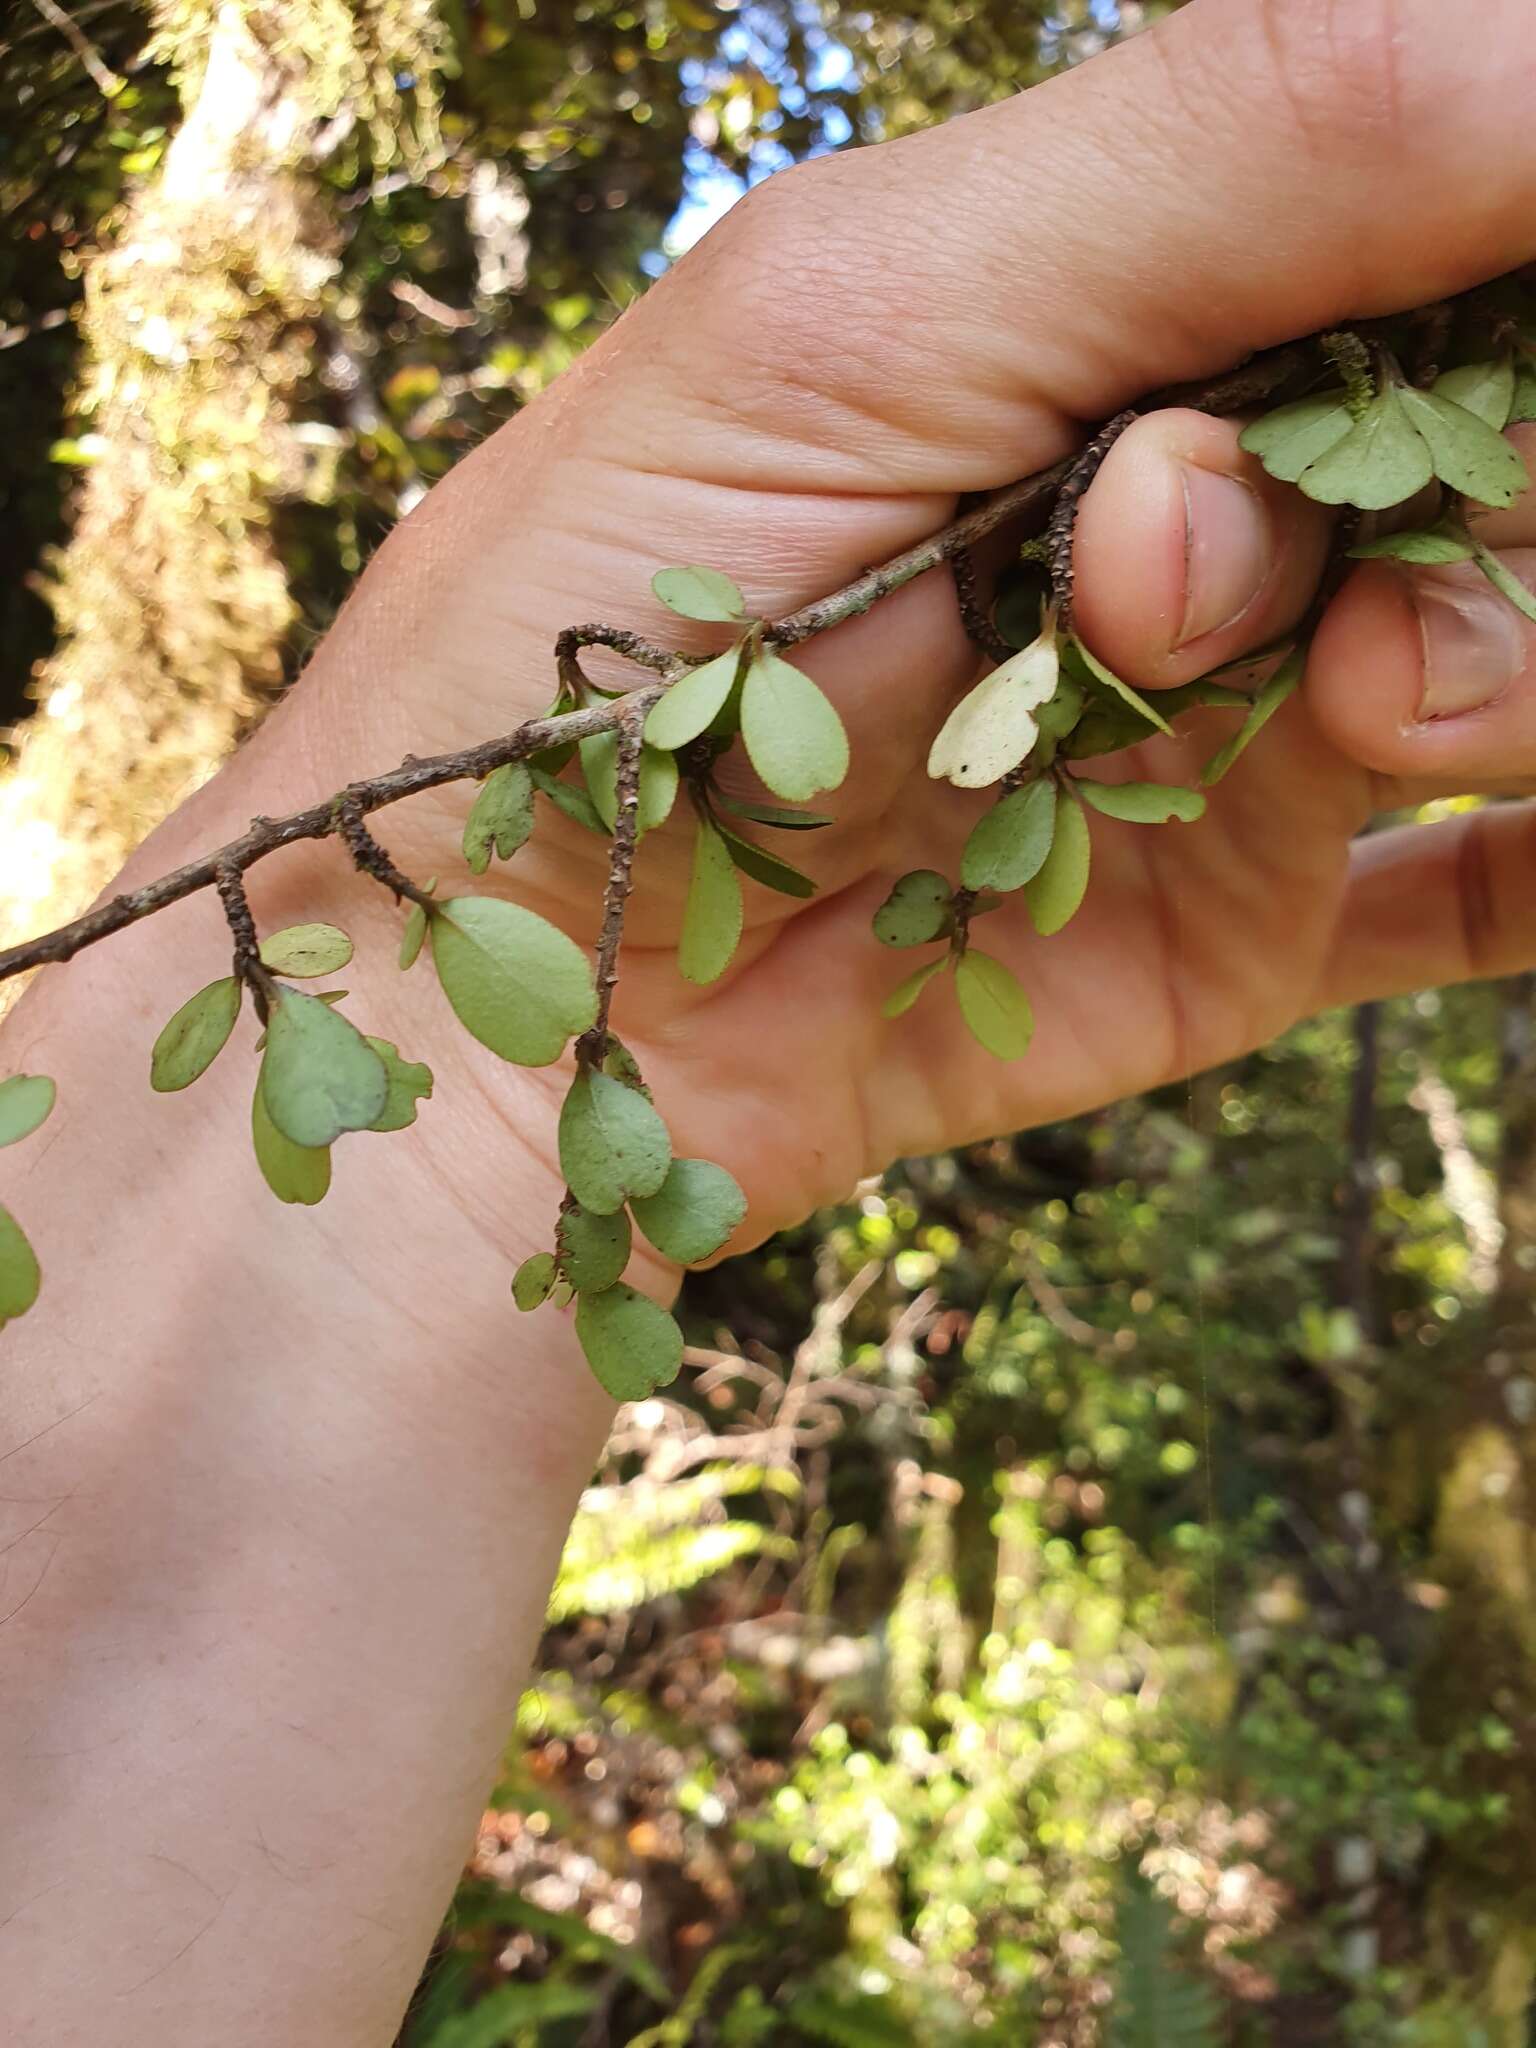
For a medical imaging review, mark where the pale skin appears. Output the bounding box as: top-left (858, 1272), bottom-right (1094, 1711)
top-left (5, 0), bottom-right (1536, 2037)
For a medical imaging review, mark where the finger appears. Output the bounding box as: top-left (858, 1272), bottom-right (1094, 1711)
top-left (624, 0), bottom-right (1536, 494)
top-left (1319, 802), bottom-right (1536, 1010)
top-left (1308, 553), bottom-right (1536, 784)
top-left (1071, 409), bottom-right (1333, 687)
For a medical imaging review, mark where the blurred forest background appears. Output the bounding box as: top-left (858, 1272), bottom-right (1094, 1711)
top-left (4, 1), bottom-right (1536, 2042)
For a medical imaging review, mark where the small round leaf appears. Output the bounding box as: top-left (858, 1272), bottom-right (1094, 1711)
top-left (575, 1285), bottom-right (685, 1401)
top-left (873, 870), bottom-right (952, 949)
top-left (150, 979), bottom-right (241, 1093)
top-left (740, 650), bottom-right (849, 802)
top-left (513, 1251), bottom-right (558, 1312)
top-left (644, 648), bottom-right (743, 752)
top-left (260, 988), bottom-right (389, 1148)
top-left (680, 819), bottom-right (744, 986)
top-left (559, 1070), bottom-right (672, 1216)
top-left (579, 733), bottom-right (679, 836)
top-left (430, 897), bottom-right (598, 1067)
top-left (1024, 793), bottom-right (1091, 937)
top-left (0, 1203), bottom-right (41, 1321)
top-left (258, 923), bottom-right (354, 978)
top-left (630, 1158), bottom-right (747, 1266)
top-left (363, 1038), bottom-right (433, 1132)
top-left (0, 1073), bottom-right (57, 1147)
top-left (652, 565), bottom-right (747, 623)
top-left (557, 1202), bottom-right (633, 1292)
top-left (954, 951), bottom-right (1035, 1061)
top-left (1075, 780), bottom-right (1206, 824)
top-left (961, 781), bottom-right (1057, 893)
top-left (882, 958), bottom-right (947, 1021)
top-left (463, 762), bottom-right (536, 874)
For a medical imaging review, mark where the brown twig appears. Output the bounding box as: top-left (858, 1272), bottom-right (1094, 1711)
top-left (577, 706), bottom-right (646, 1065)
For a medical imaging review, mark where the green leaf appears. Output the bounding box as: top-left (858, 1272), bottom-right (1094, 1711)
top-left (558, 1069), bottom-right (671, 1216)
top-left (1201, 646), bottom-right (1306, 785)
top-left (873, 870), bottom-right (952, 949)
top-left (462, 762), bottom-right (535, 874)
top-left (1239, 394), bottom-right (1355, 483)
top-left (1069, 638), bottom-right (1173, 736)
top-left (652, 564), bottom-right (747, 622)
top-left (1511, 356), bottom-right (1536, 426)
top-left (429, 897), bottom-right (597, 1067)
top-left (258, 923), bottom-right (353, 978)
top-left (512, 1251), bottom-right (558, 1312)
top-left (556, 1201), bottom-right (633, 1292)
top-left (961, 780), bottom-right (1057, 892)
top-left (1471, 538), bottom-right (1536, 625)
top-left (1399, 385), bottom-right (1528, 508)
top-left (881, 957), bottom-right (946, 1021)
top-left (1063, 705), bottom-right (1159, 759)
top-left (1434, 357), bottom-right (1517, 431)
top-left (0, 1204), bottom-right (41, 1321)
top-left (631, 1157), bottom-right (747, 1265)
top-left (363, 1038), bottom-right (433, 1132)
top-left (251, 1083), bottom-right (330, 1205)
top-left (0, 1073), bottom-right (57, 1147)
top-left (259, 988), bottom-right (388, 1148)
top-left (954, 950), bottom-right (1035, 1061)
top-left (150, 978), bottom-right (241, 1092)
top-left (530, 768), bottom-right (608, 837)
top-left (1024, 791), bottom-right (1091, 936)
top-left (679, 818), bottom-right (744, 986)
top-left (601, 1036), bottom-right (652, 1097)
top-left (1298, 387), bottom-right (1434, 510)
top-left (1076, 780), bottom-right (1207, 824)
top-left (740, 649), bottom-right (849, 801)
top-left (643, 648), bottom-right (743, 751)
top-left (578, 733), bottom-right (679, 835)
top-left (399, 901), bottom-right (428, 970)
top-left (717, 798), bottom-right (833, 831)
top-left (715, 822), bottom-right (816, 898)
top-left (1035, 673), bottom-right (1086, 740)
top-left (1349, 527), bottom-right (1475, 565)
top-left (575, 1285), bottom-right (684, 1400)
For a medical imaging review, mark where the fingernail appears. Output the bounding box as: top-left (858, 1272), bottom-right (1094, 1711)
top-left (1415, 572), bottom-right (1528, 720)
top-left (1177, 466), bottom-right (1272, 649)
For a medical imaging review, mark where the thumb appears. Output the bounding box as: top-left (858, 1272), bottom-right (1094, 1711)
top-left (612, 0), bottom-right (1536, 496)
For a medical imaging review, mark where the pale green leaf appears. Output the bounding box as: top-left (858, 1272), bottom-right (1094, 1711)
top-left (873, 870), bottom-right (952, 949)
top-left (1063, 705), bottom-right (1159, 759)
top-left (1024, 791), bottom-right (1091, 936)
top-left (643, 648), bottom-right (743, 751)
top-left (954, 950), bottom-right (1035, 1061)
top-left (1035, 673), bottom-right (1087, 740)
top-left (881, 957), bottom-right (947, 1020)
top-left (1349, 527), bottom-right (1475, 565)
top-left (399, 900), bottom-right (428, 970)
top-left (0, 1204), bottom-right (41, 1321)
top-left (251, 1083), bottom-right (331, 1206)
top-left (679, 818), bottom-right (744, 986)
top-left (1399, 385), bottom-right (1528, 508)
top-left (512, 1251), bottom-right (558, 1312)
top-left (575, 1285), bottom-right (685, 1401)
top-left (740, 649), bottom-right (849, 801)
top-left (928, 635), bottom-right (1059, 786)
top-left (531, 768), bottom-right (608, 837)
top-left (1076, 780), bottom-right (1207, 824)
top-left (1239, 395), bottom-right (1355, 482)
top-left (429, 897), bottom-right (597, 1067)
top-left (1299, 388), bottom-right (1434, 510)
top-left (715, 822), bottom-right (816, 898)
top-left (558, 1069), bottom-right (672, 1215)
top-left (630, 1157), bottom-right (747, 1266)
top-left (0, 1074), bottom-right (57, 1147)
top-left (601, 1036), bottom-right (652, 1098)
top-left (260, 988), bottom-right (388, 1148)
top-left (462, 762), bottom-right (535, 874)
top-left (1471, 539), bottom-right (1536, 625)
top-left (150, 979), bottom-right (241, 1093)
top-left (961, 780), bottom-right (1057, 892)
top-left (1201, 646), bottom-right (1306, 785)
top-left (579, 733), bottom-right (679, 836)
top-left (1069, 638), bottom-right (1173, 737)
top-left (363, 1038), bottom-right (433, 1132)
top-left (258, 923), bottom-right (353, 978)
top-left (557, 1202), bottom-right (633, 1292)
top-left (1511, 357), bottom-right (1536, 426)
top-left (1433, 357), bottom-right (1517, 431)
top-left (651, 564), bottom-right (747, 622)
